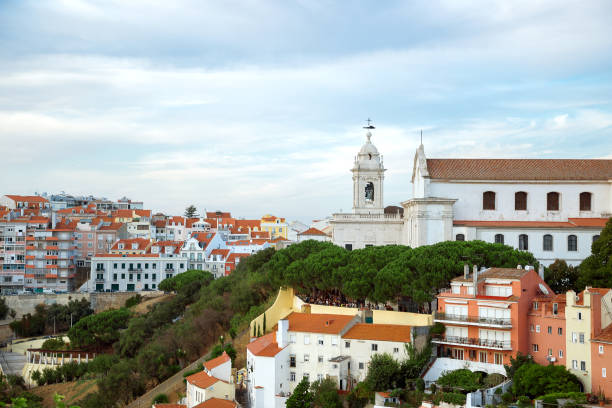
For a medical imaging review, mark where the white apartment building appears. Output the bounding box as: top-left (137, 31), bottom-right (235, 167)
top-left (88, 253), bottom-right (188, 292)
top-left (185, 351), bottom-right (235, 408)
top-left (181, 232), bottom-right (226, 271)
top-left (246, 312), bottom-right (414, 408)
top-left (331, 125), bottom-right (612, 265)
top-left (226, 239), bottom-right (270, 254)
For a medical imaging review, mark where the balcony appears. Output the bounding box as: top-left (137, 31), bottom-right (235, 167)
top-left (434, 312), bottom-right (512, 328)
top-left (432, 335), bottom-right (512, 350)
top-left (95, 278), bottom-right (105, 283)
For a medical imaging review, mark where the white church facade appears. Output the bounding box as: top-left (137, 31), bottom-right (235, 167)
top-left (330, 125), bottom-right (612, 266)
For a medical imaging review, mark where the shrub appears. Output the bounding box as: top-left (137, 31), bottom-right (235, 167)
top-left (443, 392), bottom-right (467, 405)
top-left (152, 393), bottom-right (169, 404)
top-left (125, 294), bottom-right (143, 308)
top-left (415, 378), bottom-right (425, 392)
top-left (41, 337), bottom-right (67, 351)
top-left (437, 369), bottom-right (481, 392)
top-left (484, 373), bottom-right (506, 387)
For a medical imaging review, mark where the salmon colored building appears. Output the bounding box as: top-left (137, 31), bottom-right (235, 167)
top-left (591, 325), bottom-right (612, 396)
top-left (526, 293), bottom-right (567, 366)
top-left (433, 265), bottom-right (553, 374)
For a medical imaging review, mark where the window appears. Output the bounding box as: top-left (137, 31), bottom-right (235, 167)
top-left (559, 350), bottom-right (564, 358)
top-left (515, 191), bottom-right (527, 210)
top-left (331, 337), bottom-right (338, 346)
top-left (572, 360), bottom-right (578, 369)
top-left (494, 234), bottom-right (504, 244)
top-left (318, 336), bottom-right (324, 345)
top-left (558, 327), bottom-right (563, 335)
top-left (358, 362), bottom-right (364, 370)
top-left (548, 348), bottom-right (553, 356)
top-left (578, 312), bottom-right (582, 320)
top-left (519, 234), bottom-right (529, 250)
top-left (579, 333), bottom-right (585, 344)
top-left (572, 332), bottom-right (578, 343)
top-left (290, 372), bottom-right (296, 382)
top-left (543, 234), bottom-right (553, 251)
top-left (290, 355), bottom-right (296, 367)
top-left (494, 353), bottom-right (503, 365)
top-left (604, 368), bottom-right (607, 378)
top-left (113, 274), bottom-right (117, 281)
top-left (553, 303), bottom-right (558, 315)
top-left (533, 302), bottom-right (539, 310)
top-left (479, 351), bottom-right (487, 363)
top-left (547, 192), bottom-right (560, 211)
top-left (536, 325), bottom-right (540, 333)
top-left (344, 244), bottom-right (352, 251)
top-left (304, 335), bottom-right (310, 345)
top-left (533, 344), bottom-right (539, 352)
top-left (121, 273), bottom-right (125, 279)
top-left (303, 354), bottom-right (309, 362)
top-left (318, 355), bottom-right (323, 363)
top-left (393, 347), bottom-right (399, 353)
top-left (345, 341), bottom-right (350, 348)
top-left (580, 192), bottom-right (592, 211)
top-left (593, 235), bottom-right (600, 243)
top-left (371, 344), bottom-right (378, 351)
top-left (303, 373), bottom-right (309, 380)
top-left (548, 326), bottom-right (552, 334)
top-left (599, 345), bottom-right (604, 354)
top-left (289, 334), bottom-right (296, 343)
top-left (455, 234), bottom-right (465, 241)
top-left (483, 191), bottom-right (496, 210)
top-left (581, 361), bottom-right (586, 371)
top-left (568, 235), bottom-right (578, 251)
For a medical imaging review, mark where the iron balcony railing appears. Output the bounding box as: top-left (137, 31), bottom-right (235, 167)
top-left (434, 312), bottom-right (512, 327)
top-left (432, 335), bottom-right (512, 350)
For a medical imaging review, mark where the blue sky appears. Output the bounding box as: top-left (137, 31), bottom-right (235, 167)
top-left (1, 0), bottom-right (611, 222)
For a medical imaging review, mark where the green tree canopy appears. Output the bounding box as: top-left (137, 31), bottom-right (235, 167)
top-left (577, 218), bottom-right (612, 289)
top-left (545, 260), bottom-right (579, 293)
top-left (365, 353), bottom-right (401, 391)
top-left (158, 270), bottom-right (213, 292)
top-left (310, 378), bottom-right (343, 408)
top-left (512, 363), bottom-right (581, 398)
top-left (286, 377), bottom-right (313, 408)
top-left (68, 308), bottom-right (131, 348)
top-left (184, 205), bottom-right (198, 218)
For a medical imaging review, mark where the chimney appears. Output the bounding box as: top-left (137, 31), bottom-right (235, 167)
top-left (473, 265), bottom-right (478, 296)
top-left (277, 319), bottom-right (289, 348)
top-left (538, 265), bottom-right (545, 280)
top-left (464, 264), bottom-right (469, 279)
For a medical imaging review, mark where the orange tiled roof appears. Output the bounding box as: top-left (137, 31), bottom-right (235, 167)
top-left (206, 211), bottom-right (232, 219)
top-left (204, 351), bottom-right (230, 371)
top-left (185, 370), bottom-right (222, 389)
top-left (298, 227), bottom-right (327, 236)
top-left (426, 158), bottom-right (612, 181)
top-left (593, 324), bottom-right (612, 343)
top-left (246, 332), bottom-right (285, 357)
top-left (194, 398), bottom-right (237, 408)
top-left (210, 249), bottom-right (230, 258)
top-left (4, 195), bottom-right (49, 203)
top-left (250, 231), bottom-right (270, 239)
top-left (342, 323), bottom-right (411, 343)
top-left (568, 218), bottom-right (610, 227)
top-left (99, 223), bottom-right (123, 231)
top-left (111, 238), bottom-right (150, 251)
top-left (134, 209), bottom-right (151, 217)
top-left (153, 404), bottom-right (186, 408)
top-left (286, 312), bottom-right (355, 334)
top-left (235, 219), bottom-right (261, 229)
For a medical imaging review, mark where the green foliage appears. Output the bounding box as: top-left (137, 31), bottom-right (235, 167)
top-left (504, 352), bottom-right (533, 378)
top-left (430, 322), bottom-right (445, 336)
top-left (483, 373), bottom-right (506, 387)
top-left (53, 393), bottom-right (80, 408)
top-left (577, 218), bottom-right (612, 289)
top-left (365, 353), bottom-right (401, 391)
top-left (68, 308), bottom-right (131, 348)
top-left (158, 270), bottom-right (213, 292)
top-left (540, 392), bottom-right (586, 406)
top-left (286, 377), bottom-right (313, 408)
top-left (9, 299), bottom-right (93, 338)
top-left (124, 294), bottom-right (143, 308)
top-left (310, 378), bottom-right (342, 408)
top-left (442, 392), bottom-right (467, 405)
top-left (41, 338), bottom-right (67, 351)
top-left (437, 369), bottom-right (481, 392)
top-left (545, 260), bottom-right (579, 293)
top-left (400, 342), bottom-right (432, 380)
top-left (152, 393), bottom-right (169, 404)
top-left (182, 363), bottom-right (204, 378)
top-left (502, 392), bottom-right (514, 404)
top-left (184, 205), bottom-right (198, 218)
top-left (347, 382), bottom-right (371, 408)
top-left (208, 344), bottom-right (236, 364)
top-left (0, 298), bottom-right (11, 320)
top-left (415, 378), bottom-right (425, 392)
top-left (512, 363), bottom-right (581, 398)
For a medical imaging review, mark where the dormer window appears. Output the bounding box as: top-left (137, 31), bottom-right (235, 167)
top-left (118, 244), bottom-right (124, 249)
top-left (131, 243), bottom-right (138, 250)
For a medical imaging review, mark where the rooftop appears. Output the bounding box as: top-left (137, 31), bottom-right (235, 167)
top-left (342, 323), bottom-right (411, 343)
top-left (286, 312), bottom-right (356, 335)
top-left (246, 332), bottom-right (285, 357)
top-left (203, 351), bottom-right (230, 371)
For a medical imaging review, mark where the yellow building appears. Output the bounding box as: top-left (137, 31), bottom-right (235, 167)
top-left (565, 288), bottom-right (612, 393)
top-left (260, 214), bottom-right (288, 239)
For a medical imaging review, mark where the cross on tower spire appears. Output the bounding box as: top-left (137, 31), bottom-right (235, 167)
top-left (363, 118), bottom-right (375, 129)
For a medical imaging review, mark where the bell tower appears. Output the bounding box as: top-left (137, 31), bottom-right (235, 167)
top-left (352, 120), bottom-right (385, 214)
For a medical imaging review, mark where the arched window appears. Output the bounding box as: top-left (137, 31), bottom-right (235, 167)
top-left (456, 234), bottom-right (465, 241)
top-left (515, 192), bottom-right (527, 211)
top-left (519, 234), bottom-right (529, 250)
top-left (543, 234), bottom-right (553, 251)
top-left (547, 192), bottom-right (560, 211)
top-left (593, 235), bottom-right (600, 243)
top-left (568, 235), bottom-right (578, 251)
top-left (579, 192), bottom-right (592, 211)
top-left (365, 182), bottom-right (374, 201)
top-left (494, 234), bottom-right (504, 244)
top-left (483, 191), bottom-right (496, 210)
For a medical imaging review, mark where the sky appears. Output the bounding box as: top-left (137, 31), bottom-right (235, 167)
top-left (1, 0), bottom-right (612, 223)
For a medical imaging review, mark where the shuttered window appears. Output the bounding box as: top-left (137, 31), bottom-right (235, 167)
top-left (483, 191), bottom-right (496, 210)
top-left (515, 192), bottom-right (527, 211)
top-left (547, 192), bottom-right (560, 211)
top-left (579, 192), bottom-right (591, 211)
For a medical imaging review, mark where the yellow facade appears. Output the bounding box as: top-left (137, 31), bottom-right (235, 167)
top-left (565, 290), bottom-right (593, 392)
top-left (260, 214), bottom-right (288, 239)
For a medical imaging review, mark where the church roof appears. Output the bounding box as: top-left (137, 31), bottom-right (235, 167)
top-left (426, 158), bottom-right (612, 181)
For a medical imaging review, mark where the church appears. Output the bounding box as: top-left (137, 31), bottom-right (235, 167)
top-left (330, 124), bottom-right (612, 266)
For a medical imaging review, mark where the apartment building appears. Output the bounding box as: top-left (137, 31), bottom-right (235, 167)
top-left (110, 238), bottom-right (152, 255)
top-left (181, 232), bottom-right (226, 270)
top-left (0, 195), bottom-right (51, 211)
top-left (432, 266), bottom-right (550, 375)
top-left (246, 312), bottom-right (415, 408)
top-left (185, 352), bottom-right (235, 408)
top-left (526, 293), bottom-right (567, 366)
top-left (261, 215), bottom-right (288, 239)
top-left (24, 220), bottom-right (77, 292)
top-left (0, 217), bottom-right (42, 293)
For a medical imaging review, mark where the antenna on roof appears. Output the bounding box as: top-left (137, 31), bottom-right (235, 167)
top-left (363, 118), bottom-right (375, 129)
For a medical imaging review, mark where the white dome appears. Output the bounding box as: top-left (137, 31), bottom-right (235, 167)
top-left (354, 131), bottom-right (383, 170)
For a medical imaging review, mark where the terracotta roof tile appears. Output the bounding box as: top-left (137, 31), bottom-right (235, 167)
top-left (426, 158), bottom-right (612, 181)
top-left (298, 227), bottom-right (327, 236)
top-left (4, 195), bottom-right (49, 203)
top-left (342, 323), bottom-right (411, 343)
top-left (246, 332), bottom-right (285, 357)
top-left (153, 404), bottom-right (187, 408)
top-left (286, 312), bottom-right (356, 334)
top-left (454, 218), bottom-right (609, 229)
top-left (593, 324), bottom-right (612, 343)
top-left (193, 398), bottom-right (237, 408)
top-left (452, 267), bottom-right (529, 282)
top-left (204, 351), bottom-right (230, 371)
top-left (185, 370), bottom-right (222, 389)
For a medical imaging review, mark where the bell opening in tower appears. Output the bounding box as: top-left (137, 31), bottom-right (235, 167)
top-left (365, 182), bottom-right (374, 202)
